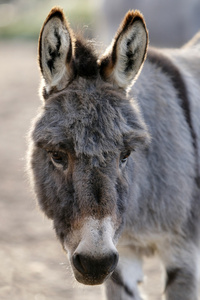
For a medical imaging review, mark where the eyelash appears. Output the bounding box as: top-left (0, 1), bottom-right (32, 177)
top-left (47, 150), bottom-right (131, 168)
top-left (48, 151), bottom-right (64, 164)
top-left (120, 150), bottom-right (131, 164)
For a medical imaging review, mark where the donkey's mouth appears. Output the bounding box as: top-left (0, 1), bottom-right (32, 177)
top-left (74, 270), bottom-right (111, 285)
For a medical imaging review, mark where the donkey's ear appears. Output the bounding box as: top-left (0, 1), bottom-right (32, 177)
top-left (38, 7), bottom-right (74, 93)
top-left (100, 10), bottom-right (148, 89)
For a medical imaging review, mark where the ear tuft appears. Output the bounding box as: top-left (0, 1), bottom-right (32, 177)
top-left (100, 10), bottom-right (148, 89)
top-left (119, 10), bottom-right (145, 32)
top-left (38, 7), bottom-right (74, 93)
top-left (43, 6), bottom-right (66, 24)
top-left (74, 38), bottom-right (99, 78)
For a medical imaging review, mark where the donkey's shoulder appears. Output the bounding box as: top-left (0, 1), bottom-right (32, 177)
top-left (146, 47), bottom-right (188, 104)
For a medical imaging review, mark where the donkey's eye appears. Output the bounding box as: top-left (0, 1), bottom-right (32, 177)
top-left (48, 151), bottom-right (63, 164)
top-left (120, 150), bottom-right (131, 164)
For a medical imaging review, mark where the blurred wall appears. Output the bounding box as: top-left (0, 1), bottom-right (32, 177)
top-left (95, 0), bottom-right (200, 47)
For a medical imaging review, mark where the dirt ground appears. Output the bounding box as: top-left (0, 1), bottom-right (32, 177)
top-left (0, 40), bottom-right (172, 300)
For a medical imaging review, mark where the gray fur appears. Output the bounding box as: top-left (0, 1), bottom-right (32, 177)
top-left (28, 7), bottom-right (200, 300)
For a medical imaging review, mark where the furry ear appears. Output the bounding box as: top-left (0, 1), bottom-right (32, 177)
top-left (38, 7), bottom-right (74, 93)
top-left (99, 10), bottom-right (148, 89)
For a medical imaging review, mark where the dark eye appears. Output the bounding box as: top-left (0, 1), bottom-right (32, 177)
top-left (48, 151), bottom-right (63, 164)
top-left (120, 150), bottom-right (131, 164)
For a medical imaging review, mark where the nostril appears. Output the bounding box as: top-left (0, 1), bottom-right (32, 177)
top-left (72, 253), bottom-right (86, 275)
top-left (108, 252), bottom-right (119, 273)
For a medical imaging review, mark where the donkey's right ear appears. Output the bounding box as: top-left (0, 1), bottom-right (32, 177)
top-left (38, 7), bottom-right (74, 93)
top-left (99, 10), bottom-right (148, 89)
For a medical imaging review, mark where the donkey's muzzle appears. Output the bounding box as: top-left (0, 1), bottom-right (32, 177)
top-left (72, 252), bottom-right (119, 285)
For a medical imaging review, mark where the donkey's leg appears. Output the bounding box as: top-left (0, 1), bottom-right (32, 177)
top-left (160, 241), bottom-right (199, 300)
top-left (104, 250), bottom-right (144, 300)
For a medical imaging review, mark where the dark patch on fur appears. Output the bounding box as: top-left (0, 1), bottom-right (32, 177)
top-left (165, 268), bottom-right (180, 289)
top-left (66, 36), bottom-right (73, 63)
top-left (42, 86), bottom-right (49, 100)
top-left (90, 169), bottom-right (103, 204)
top-left (125, 43), bottom-right (139, 73)
top-left (47, 30), bottom-right (61, 73)
top-left (93, 183), bottom-right (102, 204)
top-left (74, 38), bottom-right (98, 79)
top-left (148, 48), bottom-right (200, 188)
top-left (126, 33), bottom-right (137, 48)
top-left (111, 270), bottom-right (134, 297)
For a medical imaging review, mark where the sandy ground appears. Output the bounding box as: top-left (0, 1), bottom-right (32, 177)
top-left (0, 40), bottom-right (173, 300)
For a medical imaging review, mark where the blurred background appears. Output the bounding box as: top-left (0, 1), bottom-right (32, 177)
top-left (1, 1), bottom-right (200, 300)
top-left (1, 0), bottom-right (200, 45)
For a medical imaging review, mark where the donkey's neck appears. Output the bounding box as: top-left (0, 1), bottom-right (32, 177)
top-left (125, 48), bottom-right (197, 236)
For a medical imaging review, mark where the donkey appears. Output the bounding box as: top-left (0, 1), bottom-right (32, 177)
top-left (28, 6), bottom-right (200, 300)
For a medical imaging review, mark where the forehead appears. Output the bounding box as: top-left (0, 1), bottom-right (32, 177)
top-left (34, 79), bottom-right (136, 157)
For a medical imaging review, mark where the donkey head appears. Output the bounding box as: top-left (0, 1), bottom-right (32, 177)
top-left (29, 7), bottom-right (149, 285)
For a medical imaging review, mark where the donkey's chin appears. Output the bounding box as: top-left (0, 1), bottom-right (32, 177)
top-left (74, 270), bottom-right (111, 285)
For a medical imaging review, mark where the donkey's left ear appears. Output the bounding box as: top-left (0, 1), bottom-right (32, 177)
top-left (38, 7), bottom-right (74, 93)
top-left (100, 10), bottom-right (148, 89)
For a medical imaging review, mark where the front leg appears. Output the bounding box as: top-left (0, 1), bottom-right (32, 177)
top-left (165, 267), bottom-right (198, 300)
top-left (160, 241), bottom-right (199, 300)
top-left (104, 250), bottom-right (144, 300)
